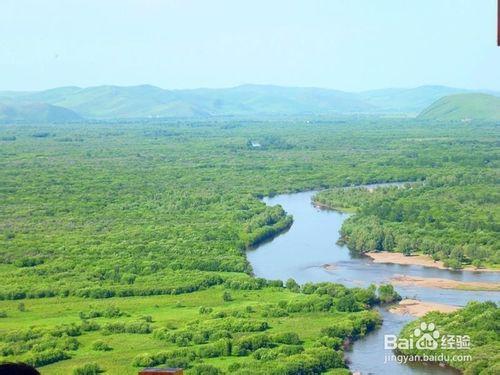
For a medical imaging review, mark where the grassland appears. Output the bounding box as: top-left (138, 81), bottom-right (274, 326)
top-left (418, 93), bottom-right (500, 121)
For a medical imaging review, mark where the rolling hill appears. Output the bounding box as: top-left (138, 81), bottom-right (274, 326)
top-left (418, 93), bottom-right (500, 121)
top-left (0, 84), bottom-right (497, 120)
top-left (358, 85), bottom-right (469, 113)
top-left (0, 102), bottom-right (81, 122)
top-left (0, 84), bottom-right (374, 119)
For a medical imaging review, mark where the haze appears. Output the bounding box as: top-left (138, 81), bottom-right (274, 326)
top-left (0, 0), bottom-right (498, 91)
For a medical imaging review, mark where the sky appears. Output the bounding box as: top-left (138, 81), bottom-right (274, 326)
top-left (0, 0), bottom-right (499, 92)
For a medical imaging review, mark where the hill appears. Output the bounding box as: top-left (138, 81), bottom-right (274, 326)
top-left (0, 84), bottom-right (374, 119)
top-left (418, 93), bottom-right (500, 121)
top-left (0, 102), bottom-right (81, 122)
top-left (358, 85), bottom-right (469, 113)
top-left (0, 84), bottom-right (497, 119)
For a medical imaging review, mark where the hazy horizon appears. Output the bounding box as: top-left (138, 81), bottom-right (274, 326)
top-left (1, 0), bottom-right (499, 91)
top-left (1, 82), bottom-right (500, 94)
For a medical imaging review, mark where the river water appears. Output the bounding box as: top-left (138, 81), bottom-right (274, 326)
top-left (246, 189), bottom-right (499, 375)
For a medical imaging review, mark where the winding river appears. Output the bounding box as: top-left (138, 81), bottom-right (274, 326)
top-left (246, 187), bottom-right (499, 375)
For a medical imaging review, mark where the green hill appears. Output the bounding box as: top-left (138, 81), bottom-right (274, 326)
top-left (359, 85), bottom-right (468, 113)
top-left (0, 85), bottom-right (498, 119)
top-left (0, 84), bottom-right (374, 119)
top-left (418, 93), bottom-right (500, 121)
top-left (0, 102), bottom-right (81, 122)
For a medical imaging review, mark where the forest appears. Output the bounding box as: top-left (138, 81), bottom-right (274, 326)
top-left (314, 174), bottom-right (499, 269)
top-left (0, 118), bottom-right (498, 373)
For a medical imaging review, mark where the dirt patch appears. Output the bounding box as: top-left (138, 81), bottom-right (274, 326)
top-left (366, 251), bottom-right (498, 272)
top-left (390, 299), bottom-right (460, 317)
top-left (391, 274), bottom-right (500, 291)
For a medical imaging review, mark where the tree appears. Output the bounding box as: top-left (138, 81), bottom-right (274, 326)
top-left (285, 278), bottom-right (300, 292)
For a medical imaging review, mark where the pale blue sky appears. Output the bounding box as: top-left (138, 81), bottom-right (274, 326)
top-left (0, 0), bottom-right (498, 91)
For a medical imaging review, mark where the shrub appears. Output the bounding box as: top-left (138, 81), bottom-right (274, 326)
top-left (73, 363), bottom-right (104, 375)
top-left (271, 332), bottom-right (301, 345)
top-left (222, 291), bottom-right (233, 302)
top-left (199, 306), bottom-right (213, 314)
top-left (377, 284), bottom-right (401, 304)
top-left (80, 321), bottom-right (100, 332)
top-left (133, 353), bottom-right (155, 367)
top-left (196, 339), bottom-right (232, 358)
top-left (26, 349), bottom-right (69, 367)
top-left (336, 294), bottom-right (360, 312)
top-left (92, 340), bottom-right (112, 351)
top-left (232, 333), bottom-right (273, 356)
top-left (285, 278), bottom-right (300, 292)
top-left (103, 321), bottom-right (151, 334)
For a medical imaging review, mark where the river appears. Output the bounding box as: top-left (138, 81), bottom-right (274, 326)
top-left (246, 188), bottom-right (499, 374)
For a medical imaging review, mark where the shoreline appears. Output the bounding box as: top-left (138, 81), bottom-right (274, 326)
top-left (391, 274), bottom-right (500, 291)
top-left (366, 251), bottom-right (499, 272)
top-left (389, 299), bottom-right (459, 317)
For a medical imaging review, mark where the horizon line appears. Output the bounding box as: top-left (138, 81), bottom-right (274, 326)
top-left (1, 82), bottom-right (499, 94)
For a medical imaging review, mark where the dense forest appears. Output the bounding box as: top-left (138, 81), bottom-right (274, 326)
top-left (0, 118), bottom-right (498, 373)
top-left (398, 301), bottom-right (499, 374)
top-left (314, 174), bottom-right (499, 269)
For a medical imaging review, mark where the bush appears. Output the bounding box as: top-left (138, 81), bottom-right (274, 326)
top-left (133, 353), bottom-right (155, 367)
top-left (232, 333), bottom-right (273, 356)
top-left (378, 284), bottom-right (401, 304)
top-left (336, 295), bottom-right (360, 312)
top-left (73, 363), bottom-right (104, 375)
top-left (103, 321), bottom-right (151, 334)
top-left (199, 306), bottom-right (213, 314)
top-left (270, 332), bottom-right (301, 345)
top-left (196, 339), bottom-right (232, 358)
top-left (26, 349), bottom-right (69, 367)
top-left (92, 340), bottom-right (112, 351)
top-left (285, 278), bottom-right (300, 292)
top-left (222, 291), bottom-right (233, 302)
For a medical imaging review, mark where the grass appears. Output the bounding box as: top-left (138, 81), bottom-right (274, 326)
top-left (1, 286), bottom-right (375, 374)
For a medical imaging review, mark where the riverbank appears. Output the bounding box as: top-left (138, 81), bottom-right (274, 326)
top-left (391, 275), bottom-right (500, 291)
top-left (366, 251), bottom-right (498, 272)
top-left (389, 299), bottom-right (459, 317)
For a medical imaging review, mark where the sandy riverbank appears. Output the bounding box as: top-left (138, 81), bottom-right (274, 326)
top-left (391, 274), bottom-right (500, 291)
top-left (366, 251), bottom-right (498, 272)
top-left (389, 299), bottom-right (459, 317)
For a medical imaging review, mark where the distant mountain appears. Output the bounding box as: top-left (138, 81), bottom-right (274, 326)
top-left (0, 84), bottom-right (497, 119)
top-left (418, 93), bottom-right (500, 121)
top-left (0, 102), bottom-right (81, 122)
top-left (0, 84), bottom-right (374, 119)
top-left (358, 85), bottom-right (471, 113)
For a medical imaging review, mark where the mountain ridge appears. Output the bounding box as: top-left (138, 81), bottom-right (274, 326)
top-left (0, 84), bottom-right (498, 120)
